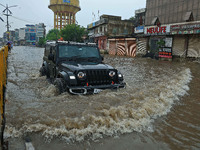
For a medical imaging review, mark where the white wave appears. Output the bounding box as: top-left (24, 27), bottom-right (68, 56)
top-left (5, 68), bottom-right (192, 143)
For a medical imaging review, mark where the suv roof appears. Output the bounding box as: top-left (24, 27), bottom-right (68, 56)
top-left (46, 41), bottom-right (98, 47)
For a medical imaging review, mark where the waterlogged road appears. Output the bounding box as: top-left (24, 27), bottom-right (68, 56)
top-left (5, 46), bottom-right (200, 150)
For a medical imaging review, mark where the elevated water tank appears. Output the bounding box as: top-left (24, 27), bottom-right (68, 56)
top-left (49, 0), bottom-right (81, 29)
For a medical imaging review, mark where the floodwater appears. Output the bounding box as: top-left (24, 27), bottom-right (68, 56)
top-left (4, 46), bottom-right (200, 150)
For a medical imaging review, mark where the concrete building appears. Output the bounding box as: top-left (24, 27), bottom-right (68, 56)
top-left (87, 15), bottom-right (134, 51)
top-left (14, 29), bottom-right (19, 45)
top-left (2, 31), bottom-right (15, 44)
top-left (3, 32), bottom-right (7, 43)
top-left (134, 8), bottom-right (147, 56)
top-left (25, 24), bottom-right (37, 45)
top-left (141, 0), bottom-right (200, 59)
top-left (135, 8), bottom-right (146, 27)
top-left (0, 37), bottom-right (3, 46)
top-left (36, 23), bottom-right (46, 43)
top-left (19, 28), bottom-right (25, 45)
top-left (145, 0), bottom-right (200, 26)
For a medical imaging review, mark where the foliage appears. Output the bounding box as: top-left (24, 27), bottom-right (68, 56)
top-left (129, 16), bottom-right (135, 21)
top-left (60, 24), bottom-right (87, 42)
top-left (38, 37), bottom-right (46, 47)
top-left (46, 29), bottom-right (61, 41)
top-left (157, 39), bottom-right (165, 48)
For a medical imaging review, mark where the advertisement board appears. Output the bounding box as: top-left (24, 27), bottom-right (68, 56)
top-left (135, 26), bottom-right (144, 33)
top-left (30, 33), bottom-right (36, 41)
top-left (144, 25), bottom-right (170, 35)
top-left (171, 23), bottom-right (200, 35)
top-left (159, 48), bottom-right (172, 59)
top-left (158, 37), bottom-right (173, 59)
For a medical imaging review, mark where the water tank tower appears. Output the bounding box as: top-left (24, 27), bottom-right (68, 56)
top-left (49, 0), bottom-right (81, 29)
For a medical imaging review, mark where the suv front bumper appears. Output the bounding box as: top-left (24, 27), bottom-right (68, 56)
top-left (68, 82), bottom-right (126, 95)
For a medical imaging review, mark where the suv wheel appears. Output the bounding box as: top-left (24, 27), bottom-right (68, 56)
top-left (39, 66), bottom-right (46, 76)
top-left (54, 78), bottom-right (64, 95)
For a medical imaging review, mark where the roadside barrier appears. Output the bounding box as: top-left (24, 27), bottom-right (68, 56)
top-left (0, 46), bottom-right (8, 149)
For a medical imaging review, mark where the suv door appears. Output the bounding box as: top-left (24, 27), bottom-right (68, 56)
top-left (48, 46), bottom-right (57, 79)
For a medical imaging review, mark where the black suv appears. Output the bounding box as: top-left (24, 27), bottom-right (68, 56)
top-left (40, 41), bottom-right (125, 94)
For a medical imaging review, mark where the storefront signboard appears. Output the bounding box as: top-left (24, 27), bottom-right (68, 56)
top-left (165, 37), bottom-right (173, 47)
top-left (144, 25), bottom-right (170, 35)
top-left (135, 26), bottom-right (144, 33)
top-left (159, 37), bottom-right (173, 59)
top-left (159, 48), bottom-right (172, 59)
top-left (171, 23), bottom-right (200, 35)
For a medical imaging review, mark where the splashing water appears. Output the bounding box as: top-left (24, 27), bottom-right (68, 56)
top-left (5, 47), bottom-right (193, 143)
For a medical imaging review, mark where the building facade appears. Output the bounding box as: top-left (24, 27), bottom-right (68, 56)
top-left (134, 8), bottom-right (147, 56)
top-left (14, 29), bottom-right (19, 45)
top-left (145, 0), bottom-right (200, 25)
top-left (135, 8), bottom-right (146, 27)
top-left (2, 23), bottom-right (46, 46)
top-left (19, 28), bottom-right (25, 45)
top-left (36, 23), bottom-right (46, 43)
top-left (143, 0), bottom-right (200, 59)
top-left (25, 25), bottom-right (37, 45)
top-left (25, 23), bottom-right (46, 45)
top-left (87, 15), bottom-right (134, 51)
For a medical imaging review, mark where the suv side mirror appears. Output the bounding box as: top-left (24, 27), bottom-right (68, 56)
top-left (48, 53), bottom-right (54, 61)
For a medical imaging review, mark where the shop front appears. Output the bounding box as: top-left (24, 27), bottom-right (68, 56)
top-left (171, 22), bottom-right (200, 58)
top-left (144, 25), bottom-right (172, 60)
top-left (135, 26), bottom-right (148, 56)
top-left (95, 36), bottom-right (107, 50)
top-left (108, 38), bottom-right (136, 57)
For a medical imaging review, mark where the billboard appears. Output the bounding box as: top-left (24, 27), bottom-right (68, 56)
top-left (144, 25), bottom-right (170, 35)
top-left (135, 26), bottom-right (144, 33)
top-left (171, 23), bottom-right (200, 35)
top-left (30, 33), bottom-right (36, 41)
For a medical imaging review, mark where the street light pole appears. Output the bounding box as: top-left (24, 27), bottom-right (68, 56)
top-left (0, 3), bottom-right (17, 41)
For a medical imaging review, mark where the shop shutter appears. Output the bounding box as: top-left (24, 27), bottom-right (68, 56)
top-left (188, 35), bottom-right (200, 58)
top-left (117, 40), bottom-right (126, 56)
top-left (172, 36), bottom-right (185, 57)
top-left (109, 41), bottom-right (116, 55)
top-left (126, 40), bottom-right (136, 57)
top-left (136, 38), bottom-right (147, 55)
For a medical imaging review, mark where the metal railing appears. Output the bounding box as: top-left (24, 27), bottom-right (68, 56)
top-left (0, 46), bottom-right (8, 150)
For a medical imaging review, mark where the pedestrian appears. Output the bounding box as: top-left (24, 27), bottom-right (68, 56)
top-left (7, 41), bottom-right (12, 52)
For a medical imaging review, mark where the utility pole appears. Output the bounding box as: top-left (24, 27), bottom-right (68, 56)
top-left (0, 3), bottom-right (17, 41)
top-left (0, 17), bottom-right (4, 22)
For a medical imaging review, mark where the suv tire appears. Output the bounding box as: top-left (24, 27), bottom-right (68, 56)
top-left (54, 78), bottom-right (64, 95)
top-left (39, 66), bottom-right (46, 76)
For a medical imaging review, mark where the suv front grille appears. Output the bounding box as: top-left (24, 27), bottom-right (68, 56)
top-left (86, 70), bottom-right (111, 85)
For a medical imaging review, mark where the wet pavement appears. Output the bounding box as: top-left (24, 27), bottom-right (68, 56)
top-left (4, 46), bottom-right (200, 150)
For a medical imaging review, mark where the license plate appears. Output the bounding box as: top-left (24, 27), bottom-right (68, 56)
top-left (94, 89), bottom-right (102, 94)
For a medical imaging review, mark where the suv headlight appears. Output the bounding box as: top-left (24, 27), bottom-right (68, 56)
top-left (109, 71), bottom-right (116, 77)
top-left (77, 72), bottom-right (86, 79)
top-left (118, 73), bottom-right (123, 78)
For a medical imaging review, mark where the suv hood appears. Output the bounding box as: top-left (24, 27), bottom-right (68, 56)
top-left (60, 61), bottom-right (114, 72)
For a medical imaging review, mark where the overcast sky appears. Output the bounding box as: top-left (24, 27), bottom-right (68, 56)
top-left (0, 0), bottom-right (146, 37)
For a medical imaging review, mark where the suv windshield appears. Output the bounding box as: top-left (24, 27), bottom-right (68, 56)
top-left (59, 45), bottom-right (100, 60)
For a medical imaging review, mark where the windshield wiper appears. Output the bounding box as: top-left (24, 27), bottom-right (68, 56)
top-left (87, 57), bottom-right (100, 62)
top-left (68, 56), bottom-right (81, 61)
top-left (67, 56), bottom-right (100, 62)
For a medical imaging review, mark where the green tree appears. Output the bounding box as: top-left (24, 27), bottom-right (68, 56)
top-left (129, 16), bottom-right (135, 21)
top-left (46, 29), bottom-right (61, 41)
top-left (60, 24), bottom-right (87, 42)
top-left (38, 37), bottom-right (46, 47)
